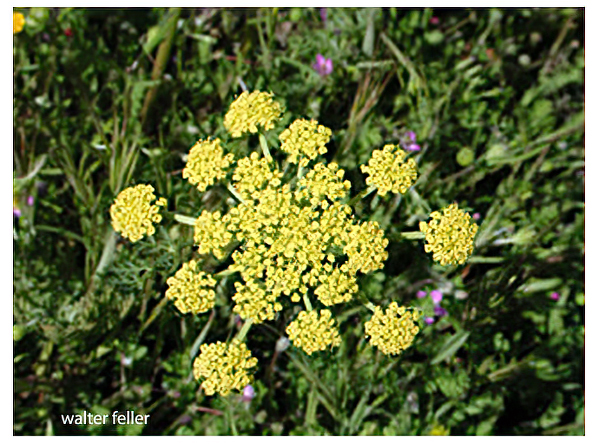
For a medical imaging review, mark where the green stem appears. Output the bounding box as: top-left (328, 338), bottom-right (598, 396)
top-left (302, 293), bottom-right (313, 312)
top-left (227, 183), bottom-right (246, 203)
top-left (174, 214), bottom-right (196, 226)
top-left (364, 301), bottom-right (377, 313)
top-left (349, 186), bottom-right (377, 206)
top-left (400, 231), bottom-right (425, 240)
top-left (259, 133), bottom-right (272, 159)
top-left (234, 318), bottom-right (254, 342)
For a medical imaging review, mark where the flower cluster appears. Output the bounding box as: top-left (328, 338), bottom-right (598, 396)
top-left (232, 152), bottom-right (282, 200)
top-left (165, 260), bottom-right (216, 314)
top-left (13, 12), bottom-right (25, 34)
top-left (183, 138), bottom-right (235, 192)
top-left (110, 184), bottom-right (167, 242)
top-left (194, 210), bottom-right (235, 260)
top-left (364, 302), bottom-right (420, 355)
top-left (361, 144), bottom-right (418, 196)
top-left (224, 91), bottom-right (283, 138)
top-left (419, 203), bottom-right (478, 265)
top-left (278, 118), bottom-right (332, 167)
top-left (286, 309), bottom-right (341, 355)
top-left (192, 340), bottom-right (258, 396)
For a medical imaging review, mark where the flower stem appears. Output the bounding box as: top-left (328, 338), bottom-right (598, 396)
top-left (259, 133), bottom-right (272, 160)
top-left (349, 186), bottom-right (377, 206)
top-left (400, 231), bottom-right (425, 240)
top-left (174, 214), bottom-right (196, 226)
top-left (364, 301), bottom-right (377, 313)
top-left (303, 293), bottom-right (313, 311)
top-left (235, 318), bottom-right (254, 342)
top-left (227, 183), bottom-right (246, 203)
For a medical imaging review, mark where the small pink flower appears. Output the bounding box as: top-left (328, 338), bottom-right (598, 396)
top-left (550, 292), bottom-right (560, 301)
top-left (425, 317), bottom-right (435, 325)
top-left (430, 290), bottom-right (443, 304)
top-left (434, 306), bottom-right (448, 317)
top-left (320, 8), bottom-right (327, 23)
top-left (405, 143), bottom-right (421, 152)
top-left (27, 196), bottom-right (34, 206)
top-left (242, 384), bottom-right (255, 402)
top-left (313, 54), bottom-right (333, 76)
top-left (416, 290), bottom-right (427, 299)
top-left (472, 213), bottom-right (481, 221)
top-left (430, 16), bottom-right (440, 25)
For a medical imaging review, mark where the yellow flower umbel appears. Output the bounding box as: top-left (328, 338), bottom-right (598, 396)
top-left (182, 138), bottom-right (234, 192)
top-left (419, 203), bottom-right (478, 266)
top-left (224, 91), bottom-right (283, 138)
top-left (165, 260), bottom-right (216, 315)
top-left (361, 144), bottom-right (418, 196)
top-left (278, 118), bottom-right (332, 167)
top-left (13, 12), bottom-right (25, 34)
top-left (428, 424), bottom-right (451, 436)
top-left (110, 184), bottom-right (167, 242)
top-left (232, 152), bottom-right (283, 200)
top-left (193, 340), bottom-right (258, 396)
top-left (286, 309), bottom-right (341, 355)
top-left (364, 302), bottom-right (420, 355)
top-left (194, 210), bottom-right (235, 260)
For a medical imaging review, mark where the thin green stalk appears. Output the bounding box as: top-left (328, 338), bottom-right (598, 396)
top-left (348, 186), bottom-right (377, 206)
top-left (259, 133), bottom-right (272, 159)
top-left (364, 301), bottom-right (377, 313)
top-left (399, 231), bottom-right (425, 240)
top-left (174, 214), bottom-right (196, 226)
top-left (227, 183), bottom-right (246, 203)
top-left (235, 318), bottom-right (254, 342)
top-left (303, 293), bottom-right (313, 311)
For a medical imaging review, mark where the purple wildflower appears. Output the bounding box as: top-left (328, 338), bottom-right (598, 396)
top-left (13, 208), bottom-right (21, 218)
top-left (401, 130), bottom-right (421, 151)
top-left (320, 8), bottom-right (327, 23)
top-left (313, 54), bottom-right (333, 76)
top-left (430, 16), bottom-right (440, 25)
top-left (406, 131), bottom-right (417, 142)
top-left (425, 317), bottom-right (435, 325)
top-left (472, 213), bottom-right (481, 221)
top-left (430, 290), bottom-right (443, 305)
top-left (550, 292), bottom-right (560, 301)
top-left (27, 196), bottom-right (34, 206)
top-left (242, 384), bottom-right (255, 402)
top-left (416, 290), bottom-right (427, 299)
top-left (405, 143), bottom-right (421, 152)
top-left (433, 306), bottom-right (448, 317)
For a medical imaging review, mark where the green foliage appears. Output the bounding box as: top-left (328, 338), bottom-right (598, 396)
top-left (14, 7), bottom-right (583, 436)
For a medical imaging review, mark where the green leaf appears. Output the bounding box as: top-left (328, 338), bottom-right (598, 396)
top-left (431, 331), bottom-right (470, 364)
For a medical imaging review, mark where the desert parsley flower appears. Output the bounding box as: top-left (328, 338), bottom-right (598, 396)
top-left (232, 278), bottom-right (283, 323)
top-left (286, 309), bottom-right (341, 355)
top-left (183, 138), bottom-right (234, 192)
top-left (279, 118), bottom-right (332, 167)
top-left (313, 54), bottom-right (333, 77)
top-left (194, 210), bottom-right (235, 260)
top-left (193, 339), bottom-right (258, 396)
top-left (419, 203), bottom-right (478, 266)
top-left (361, 144), bottom-right (418, 196)
top-left (232, 152), bottom-right (283, 200)
top-left (13, 12), bottom-right (25, 34)
top-left (224, 91), bottom-right (283, 138)
top-left (165, 260), bottom-right (216, 314)
top-left (364, 302), bottom-right (420, 355)
top-left (110, 184), bottom-right (167, 242)
top-left (294, 162), bottom-right (351, 205)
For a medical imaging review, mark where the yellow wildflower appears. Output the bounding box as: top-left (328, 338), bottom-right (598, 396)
top-left (419, 203), bottom-right (478, 266)
top-left (232, 152), bottom-right (283, 200)
top-left (295, 162), bottom-right (351, 206)
top-left (361, 144), bottom-right (418, 196)
top-left (194, 210), bottom-right (235, 260)
top-left (165, 260), bottom-right (216, 314)
top-left (232, 278), bottom-right (283, 323)
top-left (340, 220), bottom-right (389, 275)
top-left (364, 302), bottom-right (420, 355)
top-left (193, 340), bottom-right (258, 396)
top-left (314, 268), bottom-right (358, 306)
top-left (224, 91), bottom-right (283, 138)
top-left (182, 138), bottom-right (234, 192)
top-left (428, 424), bottom-right (450, 436)
top-left (110, 184), bottom-right (167, 242)
top-left (13, 12), bottom-right (25, 34)
top-left (278, 118), bottom-right (332, 167)
top-left (286, 309), bottom-right (341, 355)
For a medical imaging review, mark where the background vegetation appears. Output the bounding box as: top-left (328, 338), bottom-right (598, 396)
top-left (13, 7), bottom-right (584, 436)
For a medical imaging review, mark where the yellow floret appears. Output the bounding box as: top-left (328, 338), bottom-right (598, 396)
top-left (182, 138), bottom-right (234, 192)
top-left (419, 203), bottom-right (478, 266)
top-left (286, 309), bottom-right (341, 355)
top-left (364, 302), bottom-right (420, 355)
top-left (13, 12), bottom-right (25, 34)
top-left (232, 152), bottom-right (283, 200)
top-left (224, 91), bottom-right (283, 138)
top-left (110, 184), bottom-right (167, 242)
top-left (360, 144), bottom-right (418, 196)
top-left (232, 279), bottom-right (283, 323)
top-left (165, 260), bottom-right (216, 315)
top-left (194, 210), bottom-right (235, 260)
top-left (193, 340), bottom-right (258, 396)
top-left (314, 268), bottom-right (358, 306)
top-left (278, 118), bottom-right (332, 167)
